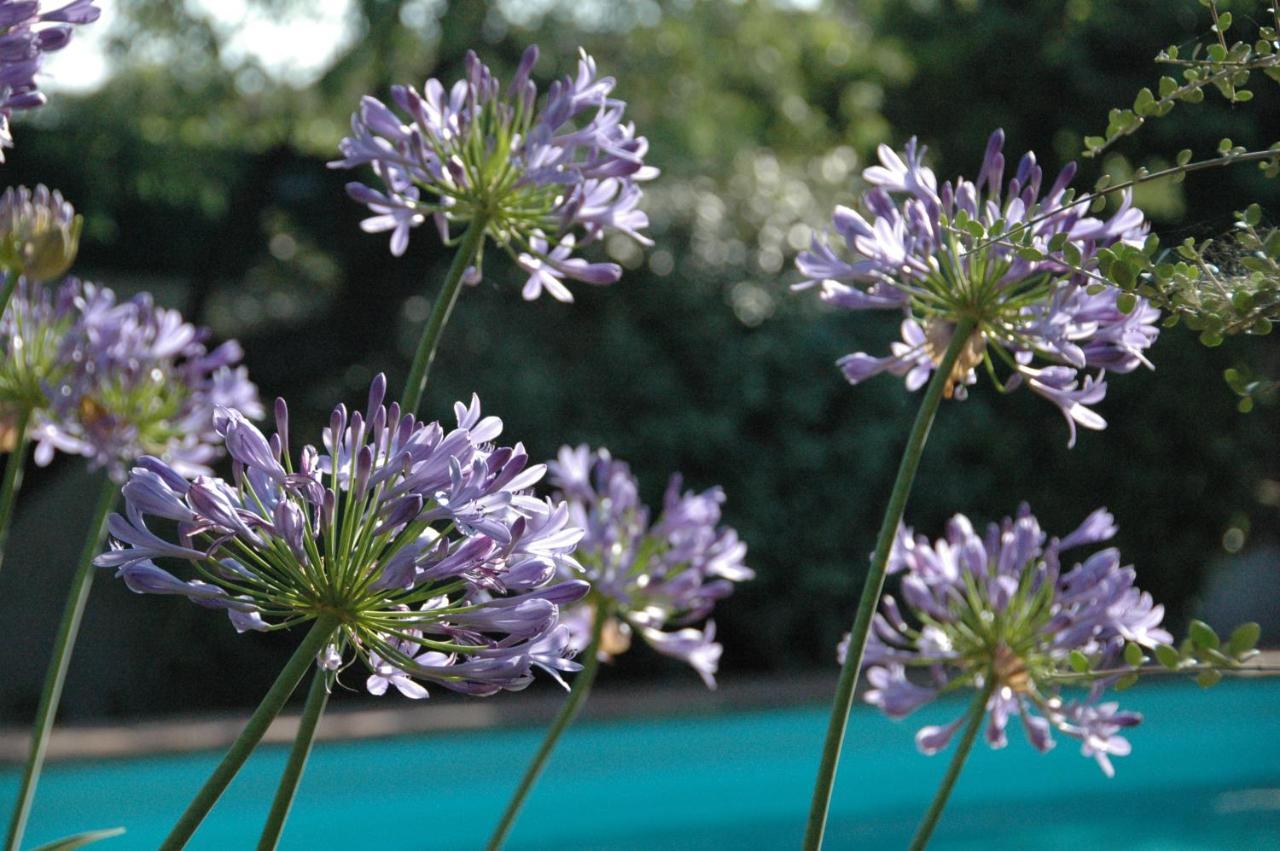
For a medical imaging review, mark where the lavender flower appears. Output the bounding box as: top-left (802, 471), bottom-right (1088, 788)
top-left (332, 45), bottom-right (655, 302)
top-left (797, 130), bottom-right (1158, 446)
top-left (22, 280), bottom-right (261, 479)
top-left (0, 0), bottom-right (101, 156)
top-left (96, 376), bottom-right (589, 698)
top-left (848, 505), bottom-right (1171, 776)
top-left (547, 445), bottom-right (751, 688)
top-left (0, 184), bottom-right (81, 281)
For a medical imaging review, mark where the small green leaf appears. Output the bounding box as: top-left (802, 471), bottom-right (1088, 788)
top-left (1176, 148), bottom-right (1193, 166)
top-left (1204, 647), bottom-right (1236, 668)
top-left (1112, 262), bottom-right (1136, 289)
top-left (1234, 89), bottom-right (1254, 103)
top-left (1115, 672), bottom-right (1140, 691)
top-left (1116, 292), bottom-right (1138, 313)
top-left (1216, 11), bottom-right (1232, 33)
top-left (1158, 76), bottom-right (1178, 98)
top-left (1227, 622), bottom-right (1262, 656)
top-left (31, 828), bottom-right (126, 851)
top-left (1124, 642), bottom-right (1145, 667)
top-left (1189, 619), bottom-right (1220, 650)
top-left (1243, 203), bottom-right (1263, 226)
top-left (1063, 242), bottom-right (1082, 267)
top-left (1197, 669), bottom-right (1223, 689)
top-left (1069, 650), bottom-right (1090, 673)
top-left (1264, 230), bottom-right (1280, 256)
top-left (1231, 291), bottom-right (1254, 312)
top-left (1134, 87), bottom-right (1156, 116)
top-left (1200, 329), bottom-right (1224, 347)
top-left (1155, 644), bottom-right (1181, 670)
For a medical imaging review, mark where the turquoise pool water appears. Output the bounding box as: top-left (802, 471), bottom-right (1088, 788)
top-left (3, 679), bottom-right (1278, 849)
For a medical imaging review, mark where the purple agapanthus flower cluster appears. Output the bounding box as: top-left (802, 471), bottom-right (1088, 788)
top-left (0, 0), bottom-right (101, 156)
top-left (0, 184), bottom-right (80, 281)
top-left (22, 279), bottom-right (261, 479)
top-left (797, 130), bottom-right (1159, 445)
top-left (847, 505), bottom-right (1171, 776)
top-left (97, 376), bottom-right (590, 698)
top-left (546, 445), bottom-right (752, 688)
top-left (332, 45), bottom-right (655, 302)
top-left (0, 275), bottom-right (75, 426)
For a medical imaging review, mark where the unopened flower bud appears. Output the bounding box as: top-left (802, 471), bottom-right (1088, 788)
top-left (0, 185), bottom-right (83, 281)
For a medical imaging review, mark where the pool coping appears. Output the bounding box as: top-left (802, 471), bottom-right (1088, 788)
top-left (0, 671), bottom-right (843, 765)
top-left (3, 652), bottom-right (1276, 765)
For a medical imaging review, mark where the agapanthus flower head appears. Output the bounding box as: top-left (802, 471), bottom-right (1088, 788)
top-left (0, 0), bottom-right (101, 156)
top-left (0, 184), bottom-right (81, 280)
top-left (547, 445), bottom-right (752, 688)
top-left (848, 505), bottom-right (1171, 776)
top-left (96, 376), bottom-right (590, 698)
top-left (797, 130), bottom-right (1159, 446)
top-left (332, 45), bottom-right (656, 302)
top-left (23, 279), bottom-right (261, 479)
top-left (0, 274), bottom-right (74, 445)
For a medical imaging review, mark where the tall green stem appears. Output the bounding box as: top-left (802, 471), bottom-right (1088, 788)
top-left (252, 217), bottom-right (485, 847)
top-left (4, 475), bottom-right (116, 851)
top-left (907, 678), bottom-right (996, 851)
top-left (400, 220), bottom-right (487, 416)
top-left (256, 670), bottom-right (330, 851)
top-left (0, 405), bottom-right (32, 575)
top-left (486, 605), bottom-right (607, 851)
top-left (802, 316), bottom-right (978, 851)
top-left (159, 614), bottom-right (341, 851)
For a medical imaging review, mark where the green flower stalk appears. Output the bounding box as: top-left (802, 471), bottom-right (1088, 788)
top-left (795, 130), bottom-right (1160, 848)
top-left (4, 279), bottom-right (259, 851)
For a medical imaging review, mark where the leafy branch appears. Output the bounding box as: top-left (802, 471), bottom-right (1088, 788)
top-left (1053, 620), bottom-right (1263, 690)
top-left (1084, 1), bottom-right (1280, 158)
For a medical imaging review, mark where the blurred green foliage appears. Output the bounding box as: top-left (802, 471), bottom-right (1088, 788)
top-left (0, 0), bottom-right (1276, 719)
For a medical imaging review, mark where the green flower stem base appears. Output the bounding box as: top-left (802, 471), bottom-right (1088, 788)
top-left (257, 217), bottom-right (490, 848)
top-left (0, 406), bottom-right (32, 575)
top-left (486, 606), bottom-right (608, 851)
top-left (802, 315), bottom-right (977, 851)
top-left (159, 613), bottom-right (341, 851)
top-left (257, 669), bottom-right (329, 851)
top-left (907, 678), bottom-right (996, 851)
top-left (5, 475), bottom-right (117, 851)
top-left (399, 219), bottom-right (487, 416)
